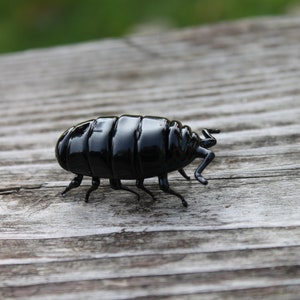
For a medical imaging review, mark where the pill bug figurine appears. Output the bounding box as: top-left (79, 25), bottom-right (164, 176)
top-left (55, 115), bottom-right (220, 207)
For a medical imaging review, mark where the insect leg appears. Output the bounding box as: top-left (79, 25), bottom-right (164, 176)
top-left (85, 177), bottom-right (100, 202)
top-left (194, 147), bottom-right (215, 185)
top-left (178, 168), bottom-right (190, 180)
top-left (200, 128), bottom-right (220, 148)
top-left (109, 179), bottom-right (140, 200)
top-left (158, 174), bottom-right (188, 207)
top-left (62, 174), bottom-right (83, 196)
top-left (136, 179), bottom-right (155, 200)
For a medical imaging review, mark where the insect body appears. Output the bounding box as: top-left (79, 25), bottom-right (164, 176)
top-left (55, 115), bottom-right (220, 207)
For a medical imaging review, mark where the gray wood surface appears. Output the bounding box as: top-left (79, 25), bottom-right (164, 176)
top-left (0, 17), bottom-right (299, 299)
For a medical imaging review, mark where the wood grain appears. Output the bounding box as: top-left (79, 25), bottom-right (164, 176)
top-left (0, 17), bottom-right (299, 299)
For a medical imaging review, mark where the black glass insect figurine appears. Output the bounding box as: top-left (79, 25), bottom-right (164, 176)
top-left (55, 115), bottom-right (220, 207)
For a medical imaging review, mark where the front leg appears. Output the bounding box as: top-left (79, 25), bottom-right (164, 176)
top-left (194, 147), bottom-right (215, 185)
top-left (200, 129), bottom-right (220, 148)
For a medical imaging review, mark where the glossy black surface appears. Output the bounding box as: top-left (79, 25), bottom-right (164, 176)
top-left (55, 115), bottom-right (220, 207)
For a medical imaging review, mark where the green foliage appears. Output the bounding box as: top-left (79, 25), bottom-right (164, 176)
top-left (0, 0), bottom-right (299, 53)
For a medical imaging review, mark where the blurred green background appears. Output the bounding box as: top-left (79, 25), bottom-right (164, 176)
top-left (1, 0), bottom-right (300, 54)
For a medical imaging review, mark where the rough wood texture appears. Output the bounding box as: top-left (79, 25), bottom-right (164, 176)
top-left (0, 17), bottom-right (299, 299)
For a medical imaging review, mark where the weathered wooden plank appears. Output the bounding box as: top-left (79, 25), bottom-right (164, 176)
top-left (2, 246), bottom-right (300, 284)
top-left (1, 266), bottom-right (300, 299)
top-left (0, 17), bottom-right (300, 299)
top-left (1, 227), bottom-right (300, 260)
top-left (0, 175), bottom-right (299, 239)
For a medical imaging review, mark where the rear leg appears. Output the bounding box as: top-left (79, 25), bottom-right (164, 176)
top-left (158, 174), bottom-right (188, 207)
top-left (62, 174), bottom-right (83, 196)
top-left (110, 179), bottom-right (140, 200)
top-left (136, 179), bottom-right (155, 200)
top-left (85, 177), bottom-right (100, 202)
